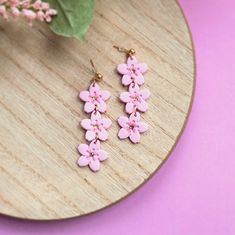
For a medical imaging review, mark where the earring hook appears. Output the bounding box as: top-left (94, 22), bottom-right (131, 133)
top-left (90, 59), bottom-right (97, 74)
top-left (90, 59), bottom-right (103, 82)
top-left (113, 45), bottom-right (136, 56)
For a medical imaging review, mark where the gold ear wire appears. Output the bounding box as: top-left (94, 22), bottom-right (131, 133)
top-left (90, 59), bottom-right (97, 73)
top-left (90, 59), bottom-right (103, 82)
top-left (113, 45), bottom-right (136, 56)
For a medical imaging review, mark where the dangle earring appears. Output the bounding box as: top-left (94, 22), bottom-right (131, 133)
top-left (77, 60), bottom-right (112, 172)
top-left (114, 46), bottom-right (150, 144)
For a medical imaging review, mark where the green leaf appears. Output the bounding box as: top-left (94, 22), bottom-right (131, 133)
top-left (45, 0), bottom-right (95, 39)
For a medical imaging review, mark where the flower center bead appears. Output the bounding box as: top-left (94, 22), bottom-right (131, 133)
top-left (89, 151), bottom-right (98, 160)
top-left (129, 121), bottom-right (138, 130)
top-left (128, 64), bottom-right (139, 76)
top-left (132, 94), bottom-right (140, 102)
top-left (92, 120), bottom-right (102, 131)
top-left (91, 94), bottom-right (99, 101)
top-left (91, 91), bottom-right (101, 102)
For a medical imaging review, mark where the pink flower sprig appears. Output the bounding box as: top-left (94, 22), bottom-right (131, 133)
top-left (0, 0), bottom-right (57, 25)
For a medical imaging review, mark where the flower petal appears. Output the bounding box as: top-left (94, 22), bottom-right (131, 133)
top-left (81, 119), bottom-right (92, 130)
top-left (85, 130), bottom-right (96, 141)
top-left (134, 72), bottom-right (145, 85)
top-left (89, 159), bottom-right (100, 172)
top-left (98, 150), bottom-right (108, 161)
top-left (118, 116), bottom-right (129, 128)
top-left (97, 100), bottom-right (107, 113)
top-left (84, 102), bottom-right (95, 113)
top-left (77, 143), bottom-right (89, 156)
top-left (126, 102), bottom-right (135, 114)
top-left (127, 56), bottom-right (138, 67)
top-left (137, 100), bottom-right (148, 112)
top-left (138, 122), bottom-right (149, 133)
top-left (98, 129), bottom-right (108, 141)
top-left (90, 140), bottom-right (100, 150)
top-left (79, 91), bottom-right (90, 102)
top-left (117, 63), bottom-right (128, 74)
top-left (129, 130), bottom-right (141, 143)
top-left (118, 128), bottom-right (130, 139)
top-left (91, 111), bottom-right (101, 120)
top-left (129, 83), bottom-right (140, 92)
top-left (101, 118), bottom-right (112, 129)
top-left (101, 90), bottom-right (111, 100)
top-left (120, 92), bottom-right (131, 103)
top-left (122, 75), bottom-right (132, 86)
top-left (77, 156), bottom-right (90, 167)
top-left (89, 83), bottom-right (100, 93)
top-left (129, 112), bottom-right (140, 122)
top-left (140, 89), bottom-right (150, 100)
top-left (138, 63), bottom-right (148, 73)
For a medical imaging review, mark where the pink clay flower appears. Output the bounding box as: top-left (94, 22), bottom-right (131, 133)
top-left (77, 140), bottom-right (108, 172)
top-left (120, 84), bottom-right (150, 114)
top-left (118, 112), bottom-right (148, 143)
top-left (79, 83), bottom-right (111, 113)
top-left (117, 56), bottom-right (148, 86)
top-left (81, 111), bottom-right (112, 141)
top-left (0, 0), bottom-right (57, 25)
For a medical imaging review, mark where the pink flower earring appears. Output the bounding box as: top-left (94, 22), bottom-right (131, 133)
top-left (77, 60), bottom-right (112, 172)
top-left (114, 46), bottom-right (150, 144)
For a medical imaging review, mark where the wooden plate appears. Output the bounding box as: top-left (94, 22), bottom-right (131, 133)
top-left (0, 0), bottom-right (195, 220)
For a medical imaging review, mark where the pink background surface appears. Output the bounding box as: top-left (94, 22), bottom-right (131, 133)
top-left (1, 0), bottom-right (235, 234)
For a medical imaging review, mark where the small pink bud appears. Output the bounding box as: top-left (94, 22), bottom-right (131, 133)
top-left (11, 7), bottom-right (20, 18)
top-left (22, 9), bottom-right (36, 25)
top-left (9, 0), bottom-right (19, 6)
top-left (45, 14), bottom-right (51, 22)
top-left (47, 9), bottom-right (57, 15)
top-left (37, 10), bottom-right (44, 21)
top-left (20, 0), bottom-right (31, 7)
top-left (33, 0), bottom-right (41, 10)
top-left (22, 9), bottom-right (36, 19)
top-left (41, 2), bottom-right (49, 10)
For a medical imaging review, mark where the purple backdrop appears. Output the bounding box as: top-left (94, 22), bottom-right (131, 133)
top-left (1, 0), bottom-right (235, 234)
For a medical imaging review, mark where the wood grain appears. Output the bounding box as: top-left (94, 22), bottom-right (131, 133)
top-left (0, 0), bottom-right (195, 220)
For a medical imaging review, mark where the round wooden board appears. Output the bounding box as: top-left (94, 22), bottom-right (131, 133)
top-left (0, 0), bottom-right (195, 220)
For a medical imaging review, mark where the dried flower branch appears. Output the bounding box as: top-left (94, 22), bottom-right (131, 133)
top-left (0, 0), bottom-right (57, 25)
